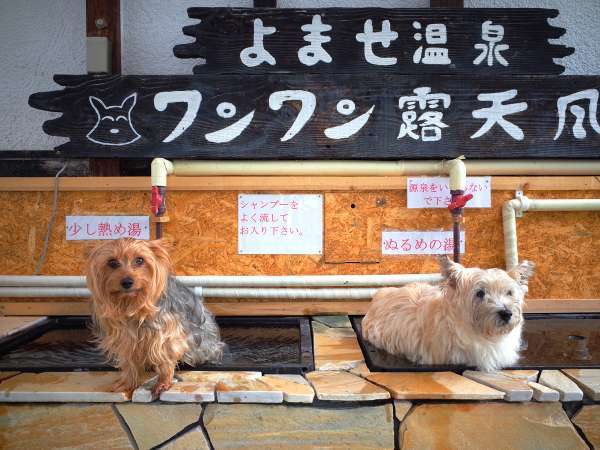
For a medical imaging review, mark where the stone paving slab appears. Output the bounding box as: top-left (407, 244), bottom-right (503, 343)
top-left (572, 405), bottom-right (600, 450)
top-left (399, 402), bottom-right (588, 450)
top-left (462, 370), bottom-right (533, 402)
top-left (0, 372), bottom-right (19, 383)
top-left (162, 426), bottom-right (209, 450)
top-left (367, 371), bottom-right (505, 400)
top-left (216, 378), bottom-right (284, 403)
top-left (539, 370), bottom-right (584, 402)
top-left (203, 403), bottom-right (395, 449)
top-left (312, 321), bottom-right (364, 371)
top-left (501, 369), bottom-right (539, 382)
top-left (177, 370), bottom-right (262, 383)
top-left (132, 371), bottom-right (262, 403)
top-left (0, 371), bottom-right (134, 402)
top-left (527, 381), bottom-right (560, 402)
top-left (160, 381), bottom-right (216, 403)
top-left (562, 368), bottom-right (600, 401)
top-left (306, 370), bottom-right (390, 401)
top-left (349, 362), bottom-right (373, 379)
top-left (131, 376), bottom-right (159, 403)
top-left (116, 403), bottom-right (206, 450)
top-left (260, 374), bottom-right (315, 403)
top-left (312, 315), bottom-right (352, 328)
top-left (0, 316), bottom-right (47, 338)
top-left (0, 404), bottom-right (133, 449)
top-left (394, 400), bottom-right (412, 421)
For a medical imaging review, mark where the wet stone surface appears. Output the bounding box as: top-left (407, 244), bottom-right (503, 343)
top-left (203, 403), bottom-right (395, 449)
top-left (312, 315), bottom-right (352, 328)
top-left (400, 402), bottom-right (589, 450)
top-left (0, 371), bottom-right (134, 402)
top-left (115, 403), bottom-right (206, 450)
top-left (572, 404), bottom-right (600, 449)
top-left (367, 371), bottom-right (504, 400)
top-left (0, 404), bottom-right (133, 449)
top-left (312, 321), bottom-right (364, 371)
top-left (562, 368), bottom-right (600, 401)
top-left (306, 370), bottom-right (390, 401)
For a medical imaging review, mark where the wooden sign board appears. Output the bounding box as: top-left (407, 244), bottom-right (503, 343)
top-left (30, 74), bottom-right (600, 159)
top-left (174, 8), bottom-right (573, 75)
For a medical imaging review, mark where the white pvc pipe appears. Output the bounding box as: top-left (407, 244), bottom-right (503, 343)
top-left (503, 195), bottom-right (600, 271)
top-left (201, 287), bottom-right (377, 299)
top-left (0, 286), bottom-right (379, 299)
top-left (447, 158), bottom-right (466, 191)
top-left (167, 159), bottom-right (600, 177)
top-left (0, 287), bottom-right (92, 298)
top-left (151, 158), bottom-right (174, 186)
top-left (0, 274), bottom-right (441, 288)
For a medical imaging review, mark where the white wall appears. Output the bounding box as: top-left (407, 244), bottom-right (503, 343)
top-left (465, 0), bottom-right (600, 75)
top-left (121, 0), bottom-right (429, 75)
top-left (0, 0), bottom-right (86, 150)
top-left (0, 0), bottom-right (598, 150)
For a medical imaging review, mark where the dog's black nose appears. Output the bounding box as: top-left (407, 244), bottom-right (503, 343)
top-left (498, 309), bottom-right (513, 322)
top-left (121, 277), bottom-right (134, 289)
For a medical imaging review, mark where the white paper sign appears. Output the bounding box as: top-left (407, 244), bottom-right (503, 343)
top-left (382, 230), bottom-right (465, 255)
top-left (238, 194), bottom-right (323, 254)
top-left (407, 177), bottom-right (491, 208)
top-left (66, 216), bottom-right (150, 240)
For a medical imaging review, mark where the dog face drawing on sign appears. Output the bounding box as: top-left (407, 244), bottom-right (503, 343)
top-left (86, 93), bottom-right (141, 146)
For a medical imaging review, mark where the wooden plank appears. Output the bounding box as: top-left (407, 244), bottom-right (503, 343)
top-left (29, 74), bottom-right (600, 159)
top-left (86, 0), bottom-right (121, 176)
top-left (524, 299), bottom-right (600, 314)
top-left (86, 0), bottom-right (121, 73)
top-left (174, 8), bottom-right (571, 75)
top-left (1, 299), bottom-right (599, 317)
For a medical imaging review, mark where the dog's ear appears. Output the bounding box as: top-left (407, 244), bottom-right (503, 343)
top-left (146, 239), bottom-right (173, 269)
top-left (509, 260), bottom-right (535, 288)
top-left (438, 255), bottom-right (463, 284)
top-left (82, 242), bottom-right (98, 260)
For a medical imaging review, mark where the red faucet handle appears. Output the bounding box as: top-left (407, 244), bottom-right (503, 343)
top-left (448, 193), bottom-right (473, 211)
top-left (151, 186), bottom-right (163, 215)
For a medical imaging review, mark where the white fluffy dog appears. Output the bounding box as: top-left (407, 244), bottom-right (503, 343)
top-left (362, 256), bottom-right (534, 372)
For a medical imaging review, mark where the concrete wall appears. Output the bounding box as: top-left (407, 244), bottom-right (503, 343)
top-left (0, 0), bottom-right (86, 151)
top-left (0, 0), bottom-right (598, 150)
top-left (465, 0), bottom-right (600, 75)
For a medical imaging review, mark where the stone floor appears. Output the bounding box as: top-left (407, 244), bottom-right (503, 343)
top-left (0, 315), bottom-right (598, 449)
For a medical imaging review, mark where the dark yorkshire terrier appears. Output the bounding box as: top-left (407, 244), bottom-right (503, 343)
top-left (85, 238), bottom-right (224, 395)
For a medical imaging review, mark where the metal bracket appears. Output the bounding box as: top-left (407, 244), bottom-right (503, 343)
top-left (515, 190), bottom-right (524, 218)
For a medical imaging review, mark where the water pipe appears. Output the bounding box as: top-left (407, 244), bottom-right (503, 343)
top-left (163, 159), bottom-right (600, 176)
top-left (446, 158), bottom-right (472, 263)
top-left (0, 273), bottom-right (441, 288)
top-left (150, 158), bottom-right (174, 239)
top-left (503, 195), bottom-right (600, 271)
top-left (0, 286), bottom-right (375, 300)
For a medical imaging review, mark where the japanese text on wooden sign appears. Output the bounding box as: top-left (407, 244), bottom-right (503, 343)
top-left (30, 75), bottom-right (600, 159)
top-left (175, 8), bottom-right (572, 75)
top-left (238, 194), bottom-right (323, 254)
top-left (66, 216), bottom-right (150, 240)
top-left (407, 177), bottom-right (491, 208)
top-left (382, 230), bottom-right (465, 256)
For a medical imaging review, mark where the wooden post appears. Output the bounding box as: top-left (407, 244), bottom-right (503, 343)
top-left (86, 0), bottom-right (121, 176)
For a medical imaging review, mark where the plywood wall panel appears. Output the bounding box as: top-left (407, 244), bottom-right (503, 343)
top-left (0, 189), bottom-right (598, 301)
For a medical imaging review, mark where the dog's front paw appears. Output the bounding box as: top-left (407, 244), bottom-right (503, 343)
top-left (151, 380), bottom-right (172, 397)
